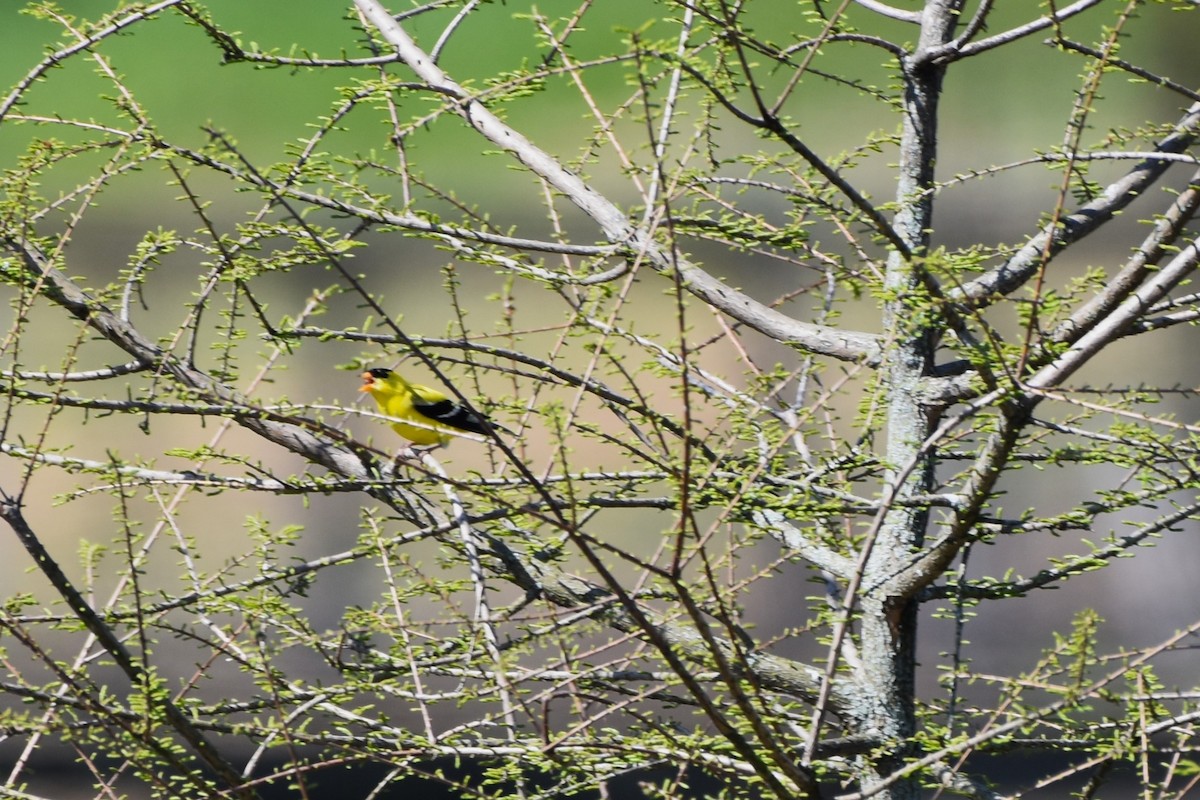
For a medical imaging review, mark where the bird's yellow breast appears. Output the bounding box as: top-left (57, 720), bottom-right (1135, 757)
top-left (369, 384), bottom-right (450, 446)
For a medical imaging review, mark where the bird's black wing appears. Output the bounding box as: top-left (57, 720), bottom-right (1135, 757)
top-left (411, 395), bottom-right (491, 435)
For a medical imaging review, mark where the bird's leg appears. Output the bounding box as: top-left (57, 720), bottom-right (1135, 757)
top-left (387, 442), bottom-right (444, 472)
top-left (376, 447), bottom-right (417, 480)
top-left (391, 446), bottom-right (420, 468)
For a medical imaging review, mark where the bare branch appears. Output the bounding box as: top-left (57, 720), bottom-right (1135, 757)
top-left (921, 0), bottom-right (1106, 62)
top-left (953, 102), bottom-right (1200, 306)
top-left (854, 0), bottom-right (921, 23)
top-left (352, 0), bottom-right (882, 366)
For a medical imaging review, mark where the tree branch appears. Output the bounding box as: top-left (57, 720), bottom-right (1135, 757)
top-left (351, 0), bottom-right (882, 366)
top-left (4, 232), bottom-right (857, 739)
top-left (953, 102), bottom-right (1200, 307)
top-left (0, 496), bottom-right (252, 798)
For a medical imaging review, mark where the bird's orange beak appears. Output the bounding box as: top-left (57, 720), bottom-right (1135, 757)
top-left (359, 372), bottom-right (375, 393)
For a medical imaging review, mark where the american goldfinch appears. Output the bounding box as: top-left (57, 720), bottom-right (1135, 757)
top-left (359, 367), bottom-right (495, 446)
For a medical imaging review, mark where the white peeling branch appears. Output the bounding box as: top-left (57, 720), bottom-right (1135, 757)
top-left (954, 102), bottom-right (1200, 306)
top-left (854, 0), bottom-right (921, 24)
top-left (1027, 237), bottom-right (1200, 391)
top-left (921, 0), bottom-right (1104, 62)
top-left (353, 0), bottom-right (881, 366)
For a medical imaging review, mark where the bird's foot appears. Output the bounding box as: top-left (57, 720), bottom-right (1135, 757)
top-left (376, 448), bottom-right (417, 480)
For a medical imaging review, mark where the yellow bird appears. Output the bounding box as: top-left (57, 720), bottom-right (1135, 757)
top-left (359, 367), bottom-right (495, 447)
